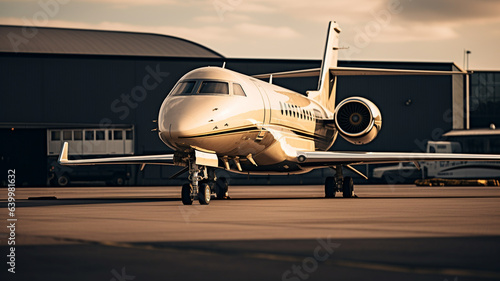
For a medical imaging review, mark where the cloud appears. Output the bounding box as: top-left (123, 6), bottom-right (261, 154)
top-left (194, 13), bottom-right (252, 23)
top-left (395, 0), bottom-right (500, 24)
top-left (1, 0), bottom-right (177, 5)
top-left (248, 0), bottom-right (386, 23)
top-left (0, 17), bottom-right (299, 51)
top-left (233, 23), bottom-right (300, 39)
top-left (370, 24), bottom-right (458, 42)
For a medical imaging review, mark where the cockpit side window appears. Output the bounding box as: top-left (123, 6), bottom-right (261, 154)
top-left (198, 81), bottom-right (229, 95)
top-left (233, 83), bottom-right (247, 97)
top-left (171, 81), bottom-right (196, 96)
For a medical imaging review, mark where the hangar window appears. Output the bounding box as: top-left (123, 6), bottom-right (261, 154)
top-left (126, 130), bottom-right (133, 140)
top-left (51, 131), bottom-right (60, 141)
top-left (198, 81), bottom-right (229, 95)
top-left (114, 130), bottom-right (123, 140)
top-left (233, 83), bottom-right (247, 97)
top-left (47, 128), bottom-right (135, 156)
top-left (85, 130), bottom-right (94, 141)
top-left (63, 131), bottom-right (72, 141)
top-left (171, 81), bottom-right (196, 96)
top-left (74, 130), bottom-right (83, 140)
top-left (96, 130), bottom-right (105, 141)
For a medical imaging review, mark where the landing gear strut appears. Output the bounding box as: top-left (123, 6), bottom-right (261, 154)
top-left (324, 165), bottom-right (354, 198)
top-left (181, 159), bottom-right (230, 205)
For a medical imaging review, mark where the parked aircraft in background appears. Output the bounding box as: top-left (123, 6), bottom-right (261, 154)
top-left (59, 21), bottom-right (499, 205)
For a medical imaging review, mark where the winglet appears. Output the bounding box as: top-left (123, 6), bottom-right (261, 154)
top-left (58, 142), bottom-right (69, 164)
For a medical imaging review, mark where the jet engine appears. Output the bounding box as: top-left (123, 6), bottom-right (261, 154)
top-left (333, 97), bottom-right (382, 145)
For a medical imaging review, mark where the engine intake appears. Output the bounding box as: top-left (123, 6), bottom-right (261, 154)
top-left (334, 97), bottom-right (382, 145)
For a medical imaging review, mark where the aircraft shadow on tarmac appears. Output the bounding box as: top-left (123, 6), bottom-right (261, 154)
top-left (6, 235), bottom-right (500, 281)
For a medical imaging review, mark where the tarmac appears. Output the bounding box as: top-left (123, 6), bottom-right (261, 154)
top-left (1, 185), bottom-right (500, 281)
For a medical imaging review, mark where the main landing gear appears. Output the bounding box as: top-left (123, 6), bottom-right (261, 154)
top-left (324, 165), bottom-right (354, 198)
top-left (181, 162), bottom-right (230, 205)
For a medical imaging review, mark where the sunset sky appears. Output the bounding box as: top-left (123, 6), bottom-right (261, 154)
top-left (1, 0), bottom-right (499, 69)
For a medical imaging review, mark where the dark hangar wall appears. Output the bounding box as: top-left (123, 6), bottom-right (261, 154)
top-left (0, 54), bottom-right (456, 154)
top-left (0, 54), bottom-right (224, 154)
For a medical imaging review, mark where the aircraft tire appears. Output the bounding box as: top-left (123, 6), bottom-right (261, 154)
top-left (342, 176), bottom-right (353, 198)
top-left (215, 177), bottom-right (229, 199)
top-left (181, 183), bottom-right (193, 205)
top-left (325, 177), bottom-right (336, 198)
top-left (198, 183), bottom-right (211, 205)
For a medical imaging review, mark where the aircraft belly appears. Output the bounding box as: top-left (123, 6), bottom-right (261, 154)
top-left (178, 130), bottom-right (270, 156)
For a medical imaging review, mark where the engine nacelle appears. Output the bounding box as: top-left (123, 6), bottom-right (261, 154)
top-left (333, 97), bottom-right (382, 145)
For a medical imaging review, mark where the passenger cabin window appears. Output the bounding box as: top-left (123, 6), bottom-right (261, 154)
top-left (198, 81), bottom-right (228, 95)
top-left (233, 83), bottom-right (247, 96)
top-left (171, 81), bottom-right (196, 96)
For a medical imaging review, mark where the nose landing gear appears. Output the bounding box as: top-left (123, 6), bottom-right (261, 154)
top-left (180, 160), bottom-right (230, 205)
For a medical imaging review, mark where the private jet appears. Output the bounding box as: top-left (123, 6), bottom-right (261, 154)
top-left (59, 21), bottom-right (499, 205)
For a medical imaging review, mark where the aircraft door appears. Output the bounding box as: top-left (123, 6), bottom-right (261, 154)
top-left (252, 81), bottom-right (271, 141)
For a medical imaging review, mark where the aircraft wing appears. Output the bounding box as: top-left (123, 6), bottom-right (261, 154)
top-left (297, 151), bottom-right (499, 167)
top-left (252, 67), bottom-right (465, 80)
top-left (58, 142), bottom-right (174, 166)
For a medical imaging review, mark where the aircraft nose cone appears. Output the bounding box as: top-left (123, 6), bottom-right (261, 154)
top-left (158, 97), bottom-right (210, 148)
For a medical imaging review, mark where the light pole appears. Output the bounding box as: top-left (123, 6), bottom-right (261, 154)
top-left (466, 50), bottom-right (471, 71)
top-left (463, 49), bottom-right (472, 129)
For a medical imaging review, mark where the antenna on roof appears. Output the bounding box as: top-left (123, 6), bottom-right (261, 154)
top-left (222, 61), bottom-right (226, 69)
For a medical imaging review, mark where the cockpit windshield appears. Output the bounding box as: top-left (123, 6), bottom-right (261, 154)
top-left (198, 81), bottom-right (229, 95)
top-left (170, 80), bottom-right (230, 96)
top-left (171, 81), bottom-right (196, 96)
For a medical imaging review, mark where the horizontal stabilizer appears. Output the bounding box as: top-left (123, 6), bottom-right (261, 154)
top-left (252, 68), bottom-right (320, 79)
top-left (252, 67), bottom-right (466, 80)
top-left (330, 67), bottom-right (466, 76)
top-left (58, 142), bottom-right (174, 166)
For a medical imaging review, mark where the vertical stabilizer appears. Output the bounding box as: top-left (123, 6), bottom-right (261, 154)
top-left (307, 21), bottom-right (341, 117)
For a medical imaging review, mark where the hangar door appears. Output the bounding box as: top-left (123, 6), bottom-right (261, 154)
top-left (0, 129), bottom-right (46, 186)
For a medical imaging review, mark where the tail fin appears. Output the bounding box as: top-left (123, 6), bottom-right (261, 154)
top-left (307, 21), bottom-right (341, 117)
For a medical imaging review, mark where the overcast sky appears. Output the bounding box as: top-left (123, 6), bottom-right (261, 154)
top-left (1, 0), bottom-right (499, 70)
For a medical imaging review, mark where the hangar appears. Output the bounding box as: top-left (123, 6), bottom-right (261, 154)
top-left (0, 25), bottom-right (497, 186)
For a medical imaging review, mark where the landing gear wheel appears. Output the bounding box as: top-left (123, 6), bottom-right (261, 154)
top-left (113, 175), bottom-right (125, 186)
top-left (181, 183), bottom-right (193, 205)
top-left (325, 177), bottom-right (336, 198)
top-left (57, 175), bottom-right (70, 187)
top-left (342, 176), bottom-right (353, 198)
top-left (215, 177), bottom-right (229, 199)
top-left (198, 183), bottom-right (211, 205)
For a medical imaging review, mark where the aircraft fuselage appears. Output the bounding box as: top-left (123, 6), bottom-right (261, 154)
top-left (158, 67), bottom-right (337, 173)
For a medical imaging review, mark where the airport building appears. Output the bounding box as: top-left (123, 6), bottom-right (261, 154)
top-left (1, 25), bottom-right (499, 186)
